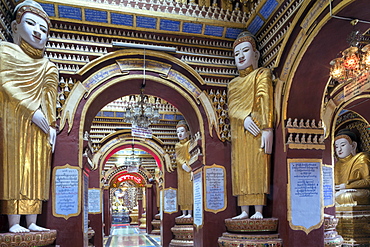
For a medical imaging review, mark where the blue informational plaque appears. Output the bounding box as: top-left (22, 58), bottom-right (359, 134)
top-left (322, 165), bottom-right (335, 207)
top-left (193, 169), bottom-right (203, 227)
top-left (163, 188), bottom-right (177, 213)
top-left (288, 159), bottom-right (323, 233)
top-left (53, 165), bottom-right (81, 219)
top-left (205, 165), bottom-right (226, 213)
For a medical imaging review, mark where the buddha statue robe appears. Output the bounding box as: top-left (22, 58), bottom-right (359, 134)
top-left (228, 66), bottom-right (273, 206)
top-left (335, 152), bottom-right (370, 205)
top-left (175, 138), bottom-right (193, 211)
top-left (0, 41), bottom-right (58, 214)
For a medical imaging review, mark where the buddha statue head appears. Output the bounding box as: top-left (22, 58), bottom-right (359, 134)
top-left (334, 129), bottom-right (358, 159)
top-left (233, 31), bottom-right (260, 71)
top-left (176, 120), bottom-right (190, 141)
top-left (11, 0), bottom-right (51, 56)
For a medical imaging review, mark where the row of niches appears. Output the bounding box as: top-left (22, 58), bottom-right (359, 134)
top-left (258, 0), bottom-right (302, 47)
top-left (102, 97), bottom-right (179, 113)
top-left (51, 24), bottom-right (233, 49)
top-left (261, 43), bottom-right (281, 68)
top-left (47, 42), bottom-right (107, 55)
top-left (257, 0), bottom-right (303, 67)
top-left (163, 145), bottom-right (177, 168)
top-left (195, 67), bottom-right (237, 76)
top-left (287, 133), bottom-right (324, 144)
top-left (207, 89), bottom-right (230, 142)
top-left (181, 56), bottom-right (235, 66)
top-left (54, 64), bottom-right (81, 73)
top-left (286, 118), bottom-right (323, 129)
top-left (285, 118), bottom-right (325, 150)
top-left (46, 53), bottom-right (92, 63)
top-left (47, 33), bottom-right (233, 59)
top-left (82, 0), bottom-right (249, 23)
top-left (203, 78), bottom-right (230, 85)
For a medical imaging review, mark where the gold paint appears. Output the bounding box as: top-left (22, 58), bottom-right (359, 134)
top-left (59, 81), bottom-right (88, 133)
top-left (286, 128), bottom-right (324, 135)
top-left (287, 158), bottom-right (323, 234)
top-left (198, 91), bottom-right (220, 139)
top-left (287, 143), bottom-right (325, 150)
top-left (204, 164), bottom-right (227, 213)
top-left (52, 164), bottom-right (81, 219)
top-left (0, 42), bottom-right (58, 213)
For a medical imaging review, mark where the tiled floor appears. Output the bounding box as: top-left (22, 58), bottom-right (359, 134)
top-left (104, 225), bottom-right (161, 247)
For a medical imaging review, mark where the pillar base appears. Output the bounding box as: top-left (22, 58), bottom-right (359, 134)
top-left (336, 205), bottom-right (370, 246)
top-left (0, 230), bottom-right (57, 247)
top-left (151, 219), bottom-right (160, 235)
top-left (219, 218), bottom-right (282, 247)
top-left (218, 232), bottom-right (282, 247)
top-left (324, 215), bottom-right (343, 247)
top-left (170, 217), bottom-right (193, 247)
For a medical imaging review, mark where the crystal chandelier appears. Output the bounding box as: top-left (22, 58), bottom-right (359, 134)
top-left (123, 49), bottom-right (160, 128)
top-left (124, 92), bottom-right (160, 128)
top-left (124, 144), bottom-right (141, 173)
top-left (330, 45), bottom-right (370, 83)
top-left (330, 27), bottom-right (370, 83)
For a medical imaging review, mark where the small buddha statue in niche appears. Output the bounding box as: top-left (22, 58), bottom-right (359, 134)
top-left (334, 129), bottom-right (370, 205)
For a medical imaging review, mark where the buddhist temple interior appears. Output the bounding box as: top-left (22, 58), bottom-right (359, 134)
top-left (1, 0), bottom-right (370, 246)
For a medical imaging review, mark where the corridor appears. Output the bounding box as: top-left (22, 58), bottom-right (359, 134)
top-left (104, 225), bottom-right (161, 247)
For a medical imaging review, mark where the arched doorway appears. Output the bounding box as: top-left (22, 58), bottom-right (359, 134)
top-left (50, 47), bottom-right (222, 246)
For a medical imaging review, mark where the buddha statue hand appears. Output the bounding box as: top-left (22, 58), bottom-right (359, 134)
top-left (182, 163), bottom-right (191, 173)
top-left (244, 116), bottom-right (260, 136)
top-left (335, 183), bottom-right (346, 190)
top-left (49, 127), bottom-right (56, 153)
top-left (335, 188), bottom-right (357, 197)
top-left (261, 129), bottom-right (273, 154)
top-left (32, 109), bottom-right (49, 134)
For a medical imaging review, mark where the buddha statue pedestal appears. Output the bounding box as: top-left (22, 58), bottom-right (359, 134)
top-left (336, 205), bottom-right (370, 246)
top-left (139, 213), bottom-right (147, 229)
top-left (130, 208), bottom-right (139, 225)
top-left (169, 217), bottom-right (193, 247)
top-left (324, 216), bottom-right (343, 247)
top-left (151, 213), bottom-right (161, 235)
top-left (218, 218), bottom-right (283, 247)
top-left (0, 230), bottom-right (57, 247)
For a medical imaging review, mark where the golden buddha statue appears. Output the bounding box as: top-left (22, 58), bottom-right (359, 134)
top-left (175, 120), bottom-right (193, 218)
top-left (334, 129), bottom-right (370, 205)
top-left (0, 0), bottom-right (58, 233)
top-left (228, 31), bottom-right (274, 219)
